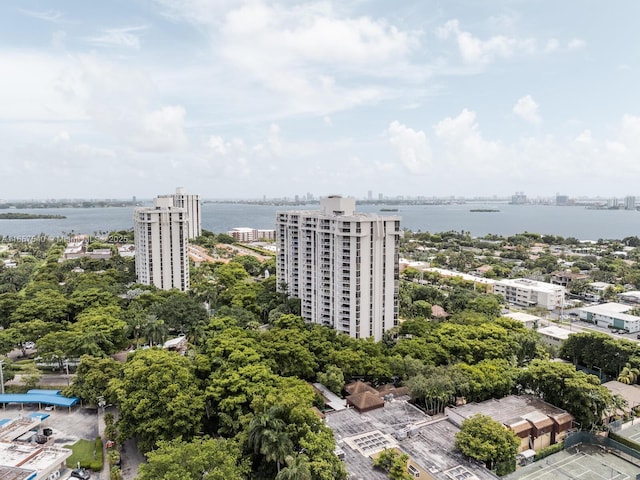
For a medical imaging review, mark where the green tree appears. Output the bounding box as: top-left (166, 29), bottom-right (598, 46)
top-left (248, 407), bottom-right (293, 473)
top-left (617, 363), bottom-right (640, 385)
top-left (65, 355), bottom-right (123, 405)
top-left (151, 291), bottom-right (208, 333)
top-left (276, 454), bottom-right (312, 480)
top-left (373, 449), bottom-right (412, 480)
top-left (11, 289), bottom-right (69, 323)
top-left (455, 414), bottom-right (519, 470)
top-left (316, 365), bottom-right (344, 395)
top-left (137, 437), bottom-right (249, 480)
top-left (111, 349), bottom-right (205, 452)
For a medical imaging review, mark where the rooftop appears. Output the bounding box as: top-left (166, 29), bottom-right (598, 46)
top-left (0, 442), bottom-right (71, 470)
top-left (495, 278), bottom-right (564, 293)
top-left (325, 401), bottom-right (498, 480)
top-left (537, 326), bottom-right (573, 340)
top-left (446, 396), bottom-right (572, 430)
top-left (579, 303), bottom-right (638, 321)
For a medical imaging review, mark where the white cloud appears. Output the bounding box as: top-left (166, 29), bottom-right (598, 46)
top-left (203, 124), bottom-right (284, 178)
top-left (568, 38), bottom-right (586, 50)
top-left (88, 26), bottom-right (148, 50)
top-left (436, 19), bottom-right (523, 65)
top-left (17, 8), bottom-right (64, 23)
top-left (155, 0), bottom-right (420, 117)
top-left (434, 109), bottom-right (504, 168)
top-left (54, 53), bottom-right (188, 151)
top-left (545, 38), bottom-right (559, 52)
top-left (387, 121), bottom-right (432, 175)
top-left (513, 95), bottom-right (542, 124)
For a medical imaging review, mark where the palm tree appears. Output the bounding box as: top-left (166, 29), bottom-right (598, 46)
top-left (125, 305), bottom-right (148, 349)
top-left (275, 454), bottom-right (312, 480)
top-left (617, 363), bottom-right (640, 384)
top-left (144, 315), bottom-right (167, 347)
top-left (248, 407), bottom-right (293, 473)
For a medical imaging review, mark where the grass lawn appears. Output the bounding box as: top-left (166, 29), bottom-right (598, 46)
top-left (65, 438), bottom-right (103, 470)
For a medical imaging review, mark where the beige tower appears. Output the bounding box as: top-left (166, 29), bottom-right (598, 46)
top-left (276, 195), bottom-right (401, 341)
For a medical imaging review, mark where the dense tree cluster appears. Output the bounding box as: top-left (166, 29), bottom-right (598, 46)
top-left (0, 232), bottom-right (629, 478)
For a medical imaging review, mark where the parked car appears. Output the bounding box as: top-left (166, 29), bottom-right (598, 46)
top-left (70, 468), bottom-right (91, 480)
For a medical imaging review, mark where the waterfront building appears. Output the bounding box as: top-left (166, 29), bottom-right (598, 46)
top-left (493, 278), bottom-right (565, 310)
top-left (161, 187), bottom-right (201, 239)
top-left (134, 196), bottom-right (189, 291)
top-left (276, 195), bottom-right (401, 341)
top-left (228, 227), bottom-right (276, 242)
top-left (624, 195), bottom-right (636, 211)
top-left (511, 191), bottom-right (527, 204)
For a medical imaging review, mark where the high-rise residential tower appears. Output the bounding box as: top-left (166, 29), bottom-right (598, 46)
top-left (276, 195), bottom-right (401, 341)
top-left (134, 196), bottom-right (190, 291)
top-left (170, 187), bottom-right (201, 239)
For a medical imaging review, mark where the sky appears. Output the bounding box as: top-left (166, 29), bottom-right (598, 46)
top-left (1, 0), bottom-right (639, 200)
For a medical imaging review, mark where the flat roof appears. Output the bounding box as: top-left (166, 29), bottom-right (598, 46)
top-left (579, 302), bottom-right (633, 315)
top-left (0, 466), bottom-right (36, 480)
top-left (537, 326), bottom-right (573, 340)
top-left (504, 312), bottom-right (542, 322)
top-left (446, 395), bottom-right (570, 426)
top-left (0, 442), bottom-right (71, 470)
top-left (425, 267), bottom-right (496, 285)
top-left (325, 401), bottom-right (497, 480)
top-left (0, 417), bottom-right (41, 442)
top-left (602, 381), bottom-right (640, 406)
top-left (495, 278), bottom-right (564, 293)
top-left (312, 383), bottom-right (347, 412)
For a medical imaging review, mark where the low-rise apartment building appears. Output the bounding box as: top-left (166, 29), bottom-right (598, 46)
top-left (228, 227), bottom-right (276, 242)
top-left (550, 270), bottom-right (589, 288)
top-left (493, 278), bottom-right (565, 310)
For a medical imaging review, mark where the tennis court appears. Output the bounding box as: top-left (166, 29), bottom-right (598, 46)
top-left (506, 445), bottom-right (639, 480)
top-left (617, 422), bottom-right (640, 444)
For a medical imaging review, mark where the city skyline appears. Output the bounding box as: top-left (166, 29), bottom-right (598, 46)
top-left (1, 1), bottom-right (639, 199)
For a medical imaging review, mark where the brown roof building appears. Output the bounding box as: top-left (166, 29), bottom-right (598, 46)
top-left (445, 395), bottom-right (574, 453)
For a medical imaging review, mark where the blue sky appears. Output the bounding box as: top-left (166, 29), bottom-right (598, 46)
top-left (1, 0), bottom-right (639, 200)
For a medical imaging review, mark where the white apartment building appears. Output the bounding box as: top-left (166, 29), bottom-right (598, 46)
top-left (160, 187), bottom-right (201, 239)
top-left (276, 196), bottom-right (401, 341)
top-left (134, 196), bottom-right (190, 291)
top-left (493, 278), bottom-right (565, 310)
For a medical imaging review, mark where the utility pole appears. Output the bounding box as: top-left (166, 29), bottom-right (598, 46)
top-left (0, 360), bottom-right (4, 395)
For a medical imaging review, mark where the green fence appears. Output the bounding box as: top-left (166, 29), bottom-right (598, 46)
top-left (564, 430), bottom-right (640, 465)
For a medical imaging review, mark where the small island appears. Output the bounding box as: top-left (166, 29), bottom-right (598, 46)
top-left (380, 208), bottom-right (399, 212)
top-left (0, 213), bottom-right (66, 220)
top-left (469, 209), bottom-right (500, 213)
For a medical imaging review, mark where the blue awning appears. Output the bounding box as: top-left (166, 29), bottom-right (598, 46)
top-left (0, 393), bottom-right (79, 407)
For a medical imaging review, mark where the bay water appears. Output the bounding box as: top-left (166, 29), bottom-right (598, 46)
top-left (0, 203), bottom-right (638, 241)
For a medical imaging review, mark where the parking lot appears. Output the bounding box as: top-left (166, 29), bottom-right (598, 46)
top-left (0, 403), bottom-right (99, 446)
top-left (0, 403), bottom-right (102, 478)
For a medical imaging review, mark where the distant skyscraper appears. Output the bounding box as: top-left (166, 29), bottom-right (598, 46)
top-left (367, 190), bottom-right (373, 200)
top-left (276, 195), bottom-right (400, 341)
top-left (510, 192), bottom-right (527, 205)
top-left (134, 197), bottom-right (190, 291)
top-left (170, 187), bottom-right (201, 239)
top-left (624, 196), bottom-right (636, 210)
